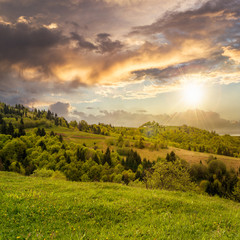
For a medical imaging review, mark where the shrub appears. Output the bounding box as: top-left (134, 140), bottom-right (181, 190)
top-left (190, 163), bottom-right (208, 182)
top-left (199, 180), bottom-right (210, 192)
top-left (51, 171), bottom-right (66, 180)
top-left (113, 174), bottom-right (122, 183)
top-left (32, 168), bottom-right (54, 178)
top-left (146, 159), bottom-right (196, 191)
top-left (233, 179), bottom-right (240, 201)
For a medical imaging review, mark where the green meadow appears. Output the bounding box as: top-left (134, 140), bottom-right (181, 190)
top-left (1, 171), bottom-right (240, 240)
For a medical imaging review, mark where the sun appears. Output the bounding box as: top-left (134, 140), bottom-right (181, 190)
top-left (182, 83), bottom-right (204, 107)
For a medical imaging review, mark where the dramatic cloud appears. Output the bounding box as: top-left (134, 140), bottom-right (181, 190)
top-left (128, 0), bottom-right (240, 86)
top-left (0, 23), bottom-right (64, 65)
top-left (0, 0), bottom-right (240, 123)
top-left (49, 102), bottom-right (70, 116)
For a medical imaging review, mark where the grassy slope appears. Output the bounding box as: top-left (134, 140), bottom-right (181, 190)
top-left (136, 147), bottom-right (240, 170)
top-left (1, 172), bottom-right (240, 240)
top-left (45, 126), bottom-right (113, 150)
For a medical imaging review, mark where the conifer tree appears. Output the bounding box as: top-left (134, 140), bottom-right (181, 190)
top-left (103, 147), bottom-right (112, 166)
top-left (8, 122), bottom-right (14, 136)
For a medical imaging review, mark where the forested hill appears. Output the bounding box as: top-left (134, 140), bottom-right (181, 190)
top-left (0, 102), bottom-right (240, 158)
top-left (0, 102), bottom-right (69, 133)
top-left (139, 121), bottom-right (240, 158)
top-left (1, 102), bottom-right (240, 201)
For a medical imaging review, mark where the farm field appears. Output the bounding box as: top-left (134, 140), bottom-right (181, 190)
top-left (1, 171), bottom-right (240, 240)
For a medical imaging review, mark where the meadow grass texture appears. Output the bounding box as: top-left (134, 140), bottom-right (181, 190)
top-left (1, 171), bottom-right (240, 239)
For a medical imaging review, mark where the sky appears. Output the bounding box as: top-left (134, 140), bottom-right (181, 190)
top-left (0, 0), bottom-right (240, 128)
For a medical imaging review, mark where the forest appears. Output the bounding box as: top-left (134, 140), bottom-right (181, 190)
top-left (1, 102), bottom-right (240, 201)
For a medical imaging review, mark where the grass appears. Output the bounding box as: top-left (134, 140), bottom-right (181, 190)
top-left (1, 172), bottom-right (240, 239)
top-left (135, 146), bottom-right (240, 170)
top-left (45, 126), bottom-right (113, 149)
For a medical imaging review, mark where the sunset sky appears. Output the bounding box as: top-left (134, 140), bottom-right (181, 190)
top-left (0, 0), bottom-right (240, 127)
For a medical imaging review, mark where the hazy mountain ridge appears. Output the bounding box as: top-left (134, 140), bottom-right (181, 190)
top-left (70, 107), bottom-right (240, 134)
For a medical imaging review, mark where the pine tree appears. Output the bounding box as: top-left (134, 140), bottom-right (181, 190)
top-left (103, 147), bottom-right (112, 166)
top-left (36, 128), bottom-right (41, 136)
top-left (0, 114), bottom-right (3, 124)
top-left (41, 128), bottom-right (46, 136)
top-left (18, 124), bottom-right (26, 136)
top-left (8, 122), bottom-right (14, 136)
top-left (93, 154), bottom-right (100, 164)
top-left (1, 120), bottom-right (7, 134)
top-left (50, 131), bottom-right (55, 136)
top-left (166, 151), bottom-right (176, 162)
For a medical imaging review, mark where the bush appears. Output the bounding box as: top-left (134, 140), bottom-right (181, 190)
top-left (51, 171), bottom-right (66, 180)
top-left (190, 163), bottom-right (208, 182)
top-left (199, 180), bottom-right (210, 192)
top-left (32, 168), bottom-right (54, 178)
top-left (113, 174), bottom-right (122, 183)
top-left (233, 180), bottom-right (240, 201)
top-left (146, 159), bottom-right (196, 191)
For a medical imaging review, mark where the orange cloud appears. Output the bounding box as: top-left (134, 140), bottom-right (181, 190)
top-left (222, 47), bottom-right (240, 64)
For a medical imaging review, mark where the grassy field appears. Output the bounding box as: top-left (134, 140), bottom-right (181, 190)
top-left (45, 126), bottom-right (113, 150)
top-left (1, 172), bottom-right (240, 239)
top-left (135, 146), bottom-right (240, 170)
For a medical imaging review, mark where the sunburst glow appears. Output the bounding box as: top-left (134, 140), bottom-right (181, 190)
top-left (182, 83), bottom-right (204, 106)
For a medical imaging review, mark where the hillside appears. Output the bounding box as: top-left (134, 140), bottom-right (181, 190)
top-left (1, 101), bottom-right (240, 200)
top-left (45, 126), bottom-right (240, 171)
top-left (1, 172), bottom-right (240, 239)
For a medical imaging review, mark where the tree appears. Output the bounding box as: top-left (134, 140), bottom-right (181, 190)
top-left (78, 120), bottom-right (88, 131)
top-left (7, 122), bottom-right (14, 136)
top-left (36, 128), bottom-right (42, 136)
top-left (146, 159), bottom-right (195, 191)
top-left (18, 124), bottom-right (26, 136)
top-left (1, 120), bottom-right (7, 134)
top-left (190, 163), bottom-right (208, 182)
top-left (138, 137), bottom-right (144, 149)
top-left (166, 151), bottom-right (176, 162)
top-left (50, 131), bottom-right (55, 136)
top-left (41, 128), bottom-right (46, 136)
top-left (0, 114), bottom-right (3, 124)
top-left (103, 147), bottom-right (112, 166)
